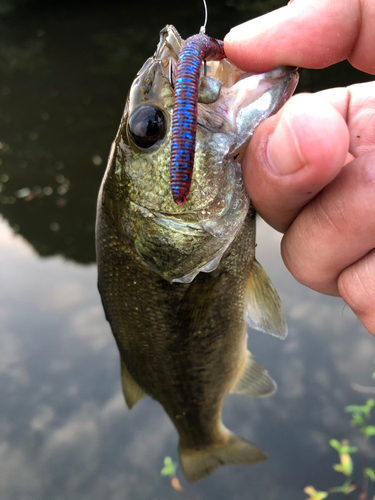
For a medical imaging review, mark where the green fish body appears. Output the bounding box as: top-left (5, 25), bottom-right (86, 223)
top-left (96, 25), bottom-right (298, 483)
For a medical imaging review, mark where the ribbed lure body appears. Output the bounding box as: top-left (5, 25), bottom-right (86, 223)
top-left (170, 34), bottom-right (225, 204)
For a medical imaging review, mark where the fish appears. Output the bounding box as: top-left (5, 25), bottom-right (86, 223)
top-left (96, 24), bottom-right (299, 483)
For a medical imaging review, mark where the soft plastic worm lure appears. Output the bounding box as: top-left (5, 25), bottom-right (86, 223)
top-left (170, 34), bottom-right (225, 204)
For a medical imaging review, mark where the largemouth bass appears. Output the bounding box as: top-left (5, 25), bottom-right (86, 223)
top-left (96, 25), bottom-right (299, 483)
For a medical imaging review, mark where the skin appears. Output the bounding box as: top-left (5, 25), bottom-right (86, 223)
top-left (224, 0), bottom-right (375, 336)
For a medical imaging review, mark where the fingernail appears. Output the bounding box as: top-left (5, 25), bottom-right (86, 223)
top-left (267, 108), bottom-right (306, 175)
top-left (225, 20), bottom-right (266, 43)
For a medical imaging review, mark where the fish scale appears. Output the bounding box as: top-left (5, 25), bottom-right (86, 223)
top-left (97, 203), bottom-right (257, 445)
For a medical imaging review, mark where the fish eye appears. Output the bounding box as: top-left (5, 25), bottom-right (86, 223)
top-left (127, 105), bottom-right (166, 149)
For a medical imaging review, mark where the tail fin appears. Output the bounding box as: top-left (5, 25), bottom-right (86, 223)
top-left (179, 431), bottom-right (267, 483)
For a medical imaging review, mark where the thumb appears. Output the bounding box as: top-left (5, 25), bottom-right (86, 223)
top-left (243, 93), bottom-right (350, 232)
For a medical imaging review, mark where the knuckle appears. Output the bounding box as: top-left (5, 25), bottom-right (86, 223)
top-left (280, 199), bottom-right (344, 295)
top-left (338, 250), bottom-right (375, 334)
top-left (315, 188), bottom-right (351, 236)
top-left (280, 229), bottom-right (334, 293)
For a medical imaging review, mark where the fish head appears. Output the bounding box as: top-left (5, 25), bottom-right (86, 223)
top-left (99, 25), bottom-right (299, 283)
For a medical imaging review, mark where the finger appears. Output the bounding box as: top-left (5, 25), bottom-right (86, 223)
top-left (224, 0), bottom-right (375, 75)
top-left (243, 93), bottom-right (349, 232)
top-left (317, 82), bottom-right (375, 158)
top-left (338, 249), bottom-right (375, 336)
top-left (281, 150), bottom-right (375, 296)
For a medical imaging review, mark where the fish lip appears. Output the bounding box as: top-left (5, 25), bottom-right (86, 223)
top-left (259, 66), bottom-right (299, 80)
top-left (155, 25), bottom-right (183, 60)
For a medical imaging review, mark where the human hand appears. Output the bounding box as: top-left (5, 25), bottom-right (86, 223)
top-left (224, 0), bottom-right (375, 335)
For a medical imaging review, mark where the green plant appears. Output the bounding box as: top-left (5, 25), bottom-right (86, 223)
top-left (305, 397), bottom-right (375, 499)
top-left (161, 456), bottom-right (178, 478)
top-left (160, 457), bottom-right (198, 500)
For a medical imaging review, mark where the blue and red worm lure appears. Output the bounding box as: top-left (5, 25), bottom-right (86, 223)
top-left (170, 34), bottom-right (226, 204)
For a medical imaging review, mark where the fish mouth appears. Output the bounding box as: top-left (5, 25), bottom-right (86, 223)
top-left (155, 25), bottom-right (183, 61)
top-left (155, 25), bottom-right (299, 90)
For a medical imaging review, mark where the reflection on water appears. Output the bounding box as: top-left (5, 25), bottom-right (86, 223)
top-left (1, 213), bottom-right (374, 499)
top-left (1, 0), bottom-right (374, 498)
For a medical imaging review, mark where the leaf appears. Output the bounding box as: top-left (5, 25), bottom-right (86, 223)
top-left (329, 439), bottom-right (357, 455)
top-left (160, 456), bottom-right (178, 478)
top-left (351, 413), bottom-right (364, 426)
top-left (330, 486), bottom-right (356, 494)
top-left (329, 485), bottom-right (347, 493)
top-left (346, 400), bottom-right (375, 418)
top-left (364, 468), bottom-right (375, 482)
top-left (340, 454), bottom-right (353, 476)
top-left (360, 426), bottom-right (375, 437)
top-left (341, 445), bottom-right (357, 454)
top-left (345, 405), bottom-right (366, 414)
top-left (333, 464), bottom-right (345, 474)
top-left (304, 486), bottom-right (328, 499)
top-left (329, 439), bottom-right (342, 452)
top-left (329, 481), bottom-right (356, 494)
top-left (364, 399), bottom-right (375, 416)
top-left (365, 468), bottom-right (375, 481)
top-left (333, 461), bottom-right (353, 477)
top-left (340, 445), bottom-right (357, 454)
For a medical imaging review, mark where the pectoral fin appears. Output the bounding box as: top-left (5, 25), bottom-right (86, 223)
top-left (230, 351), bottom-right (276, 397)
top-left (120, 358), bottom-right (147, 409)
top-left (244, 259), bottom-right (287, 339)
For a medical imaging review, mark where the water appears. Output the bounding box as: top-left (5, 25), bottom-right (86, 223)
top-left (1, 1), bottom-right (374, 498)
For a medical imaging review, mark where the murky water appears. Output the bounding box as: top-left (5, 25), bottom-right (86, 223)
top-left (1, 1), bottom-right (374, 499)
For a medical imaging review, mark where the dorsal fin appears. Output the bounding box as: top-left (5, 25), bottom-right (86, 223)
top-left (230, 351), bottom-right (276, 397)
top-left (120, 358), bottom-right (147, 409)
top-left (244, 259), bottom-right (288, 339)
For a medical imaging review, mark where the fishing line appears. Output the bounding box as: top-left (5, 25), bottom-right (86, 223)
top-left (199, 0), bottom-right (208, 34)
top-left (169, 0), bottom-right (209, 89)
top-left (200, 0), bottom-right (208, 75)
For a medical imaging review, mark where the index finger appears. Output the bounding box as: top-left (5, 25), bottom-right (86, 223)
top-left (224, 0), bottom-right (375, 75)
